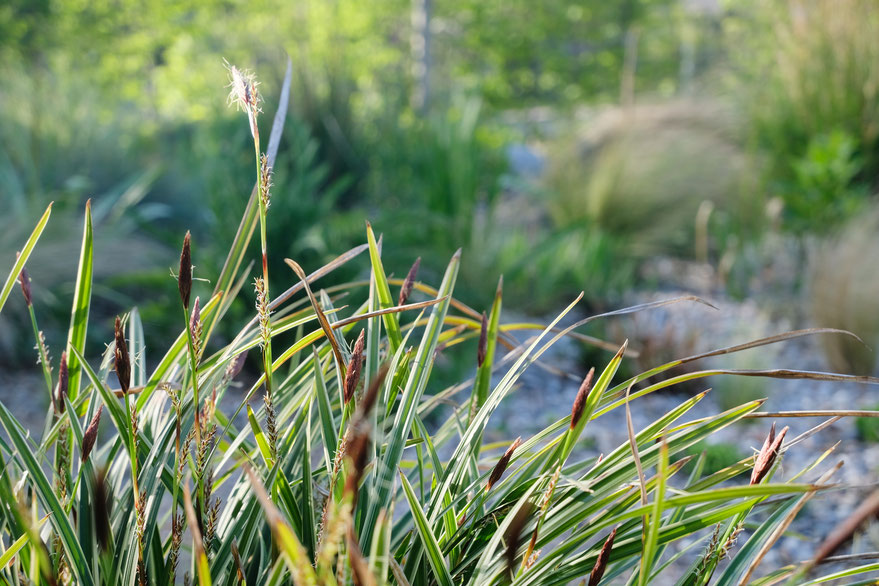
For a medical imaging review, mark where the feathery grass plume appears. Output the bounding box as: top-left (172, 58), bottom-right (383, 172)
top-left (477, 311), bottom-right (488, 367)
top-left (505, 502), bottom-right (535, 580)
top-left (588, 526), bottom-right (617, 586)
top-left (178, 231), bottom-right (192, 310)
top-left (81, 405), bottom-right (103, 463)
top-left (189, 296), bottom-right (202, 359)
top-left (114, 316), bottom-right (130, 394)
top-left (92, 467), bottom-right (112, 552)
top-left (570, 367), bottom-right (596, 428)
top-left (398, 256), bottom-right (421, 305)
top-left (55, 351), bottom-right (69, 414)
top-left (344, 329), bottom-right (366, 404)
top-left (226, 63), bottom-right (260, 139)
top-left (487, 437), bottom-right (522, 491)
top-left (750, 422), bottom-right (788, 485)
top-left (17, 253), bottom-right (32, 306)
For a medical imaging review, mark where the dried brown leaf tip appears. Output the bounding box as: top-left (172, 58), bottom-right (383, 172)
top-left (17, 253), bottom-right (32, 306)
top-left (477, 311), bottom-right (489, 368)
top-left (487, 437), bottom-right (523, 491)
top-left (81, 405), bottom-right (103, 463)
top-left (56, 351), bottom-right (69, 414)
top-left (570, 367), bottom-right (596, 429)
top-left (750, 422), bottom-right (788, 485)
top-left (344, 330), bottom-right (366, 404)
top-left (588, 526), bottom-right (617, 586)
top-left (178, 231), bottom-right (192, 310)
top-left (398, 257), bottom-right (421, 305)
top-left (114, 316), bottom-right (130, 395)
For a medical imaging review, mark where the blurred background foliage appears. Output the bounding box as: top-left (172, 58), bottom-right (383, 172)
top-left (2, 0), bottom-right (879, 373)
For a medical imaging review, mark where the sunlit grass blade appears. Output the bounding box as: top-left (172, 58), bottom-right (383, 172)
top-left (399, 471), bottom-right (454, 586)
top-left (0, 202), bottom-right (51, 315)
top-left (64, 199), bottom-right (94, 400)
top-left (365, 223), bottom-right (403, 353)
top-left (0, 403), bottom-right (95, 586)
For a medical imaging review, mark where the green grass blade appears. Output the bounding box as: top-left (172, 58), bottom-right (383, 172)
top-left (0, 403), bottom-right (95, 586)
top-left (0, 202), bottom-right (51, 315)
top-left (65, 199), bottom-right (94, 399)
top-left (365, 223), bottom-right (403, 353)
top-left (399, 471), bottom-right (454, 586)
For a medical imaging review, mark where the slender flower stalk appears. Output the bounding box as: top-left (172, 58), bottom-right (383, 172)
top-left (229, 63), bottom-right (277, 472)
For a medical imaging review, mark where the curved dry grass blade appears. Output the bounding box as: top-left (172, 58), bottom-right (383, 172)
top-left (286, 258), bottom-right (346, 378)
top-left (745, 410), bottom-right (879, 418)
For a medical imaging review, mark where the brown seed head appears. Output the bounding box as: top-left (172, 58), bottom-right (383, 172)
top-left (344, 330), bottom-right (366, 404)
top-left (56, 351), bottom-right (69, 414)
top-left (487, 437), bottom-right (523, 491)
top-left (588, 526), bottom-right (618, 586)
top-left (399, 257), bottom-right (421, 305)
top-left (570, 367), bottom-right (596, 429)
top-left (81, 405), bottom-right (103, 463)
top-left (178, 231), bottom-right (192, 310)
top-left (114, 316), bottom-right (130, 395)
top-left (750, 423), bottom-right (788, 485)
top-left (17, 254), bottom-right (32, 306)
top-left (477, 311), bottom-right (489, 368)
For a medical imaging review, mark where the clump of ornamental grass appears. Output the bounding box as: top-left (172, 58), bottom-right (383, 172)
top-left (3, 61), bottom-right (879, 586)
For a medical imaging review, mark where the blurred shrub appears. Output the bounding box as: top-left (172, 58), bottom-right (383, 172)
top-left (728, 0), bottom-right (879, 233)
top-left (539, 100), bottom-right (750, 304)
top-left (808, 208), bottom-right (879, 375)
top-left (368, 98), bottom-right (509, 302)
